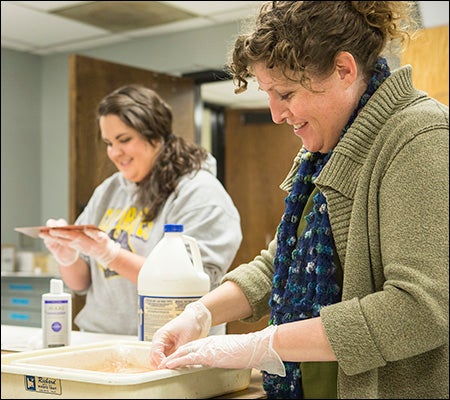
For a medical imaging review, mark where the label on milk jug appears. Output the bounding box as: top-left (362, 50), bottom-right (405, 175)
top-left (138, 295), bottom-right (201, 341)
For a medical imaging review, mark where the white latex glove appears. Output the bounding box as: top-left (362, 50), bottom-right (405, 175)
top-left (50, 228), bottom-right (121, 267)
top-left (40, 218), bottom-right (79, 266)
top-left (159, 325), bottom-right (286, 377)
top-left (150, 301), bottom-right (211, 369)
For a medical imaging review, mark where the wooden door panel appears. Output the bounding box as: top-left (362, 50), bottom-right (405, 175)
top-left (401, 25), bottom-right (448, 106)
top-left (69, 54), bottom-right (196, 222)
top-left (224, 109), bottom-right (302, 333)
top-left (69, 55), bottom-right (195, 327)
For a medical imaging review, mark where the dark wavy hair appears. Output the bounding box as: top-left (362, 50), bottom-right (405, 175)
top-left (228, 1), bottom-right (416, 93)
top-left (97, 84), bottom-right (208, 222)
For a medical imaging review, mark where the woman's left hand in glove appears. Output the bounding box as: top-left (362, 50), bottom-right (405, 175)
top-left (47, 228), bottom-right (121, 267)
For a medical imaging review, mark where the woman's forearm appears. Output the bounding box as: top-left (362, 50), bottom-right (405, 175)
top-left (200, 281), bottom-right (253, 327)
top-left (275, 317), bottom-right (337, 362)
top-left (106, 248), bottom-right (146, 283)
top-left (58, 257), bottom-right (91, 291)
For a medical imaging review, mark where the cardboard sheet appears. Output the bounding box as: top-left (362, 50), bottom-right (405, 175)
top-left (14, 225), bottom-right (100, 239)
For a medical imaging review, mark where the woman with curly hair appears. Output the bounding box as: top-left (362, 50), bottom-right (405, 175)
top-left (150, 2), bottom-right (448, 398)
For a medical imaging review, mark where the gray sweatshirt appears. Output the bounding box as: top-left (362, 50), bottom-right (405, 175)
top-left (74, 154), bottom-right (242, 335)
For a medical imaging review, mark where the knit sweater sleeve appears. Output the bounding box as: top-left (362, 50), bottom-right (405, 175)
top-left (221, 237), bottom-right (276, 322)
top-left (321, 110), bottom-right (449, 376)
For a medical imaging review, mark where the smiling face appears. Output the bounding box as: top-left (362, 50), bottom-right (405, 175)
top-left (100, 114), bottom-right (162, 183)
top-left (253, 52), bottom-right (366, 153)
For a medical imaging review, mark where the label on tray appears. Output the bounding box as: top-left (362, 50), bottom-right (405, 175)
top-left (24, 375), bottom-right (62, 395)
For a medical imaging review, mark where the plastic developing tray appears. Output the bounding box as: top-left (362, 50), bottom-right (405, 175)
top-left (1, 340), bottom-right (252, 399)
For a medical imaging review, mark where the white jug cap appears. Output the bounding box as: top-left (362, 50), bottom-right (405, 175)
top-left (50, 278), bottom-right (64, 294)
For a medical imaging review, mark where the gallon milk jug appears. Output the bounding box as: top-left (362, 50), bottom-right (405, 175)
top-left (138, 224), bottom-right (210, 341)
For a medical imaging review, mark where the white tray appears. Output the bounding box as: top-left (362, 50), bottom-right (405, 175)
top-left (1, 340), bottom-right (251, 399)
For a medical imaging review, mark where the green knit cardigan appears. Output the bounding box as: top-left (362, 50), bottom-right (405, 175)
top-left (223, 65), bottom-right (449, 399)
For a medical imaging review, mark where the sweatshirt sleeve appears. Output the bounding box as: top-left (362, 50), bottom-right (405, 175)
top-left (161, 169), bottom-right (243, 291)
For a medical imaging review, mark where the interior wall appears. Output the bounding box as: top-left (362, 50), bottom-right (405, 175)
top-left (1, 49), bottom-right (42, 250)
top-left (1, 21), bottom-right (243, 249)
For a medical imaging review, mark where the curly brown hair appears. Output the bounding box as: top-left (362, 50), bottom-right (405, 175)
top-left (97, 84), bottom-right (208, 222)
top-left (228, 1), bottom-right (417, 93)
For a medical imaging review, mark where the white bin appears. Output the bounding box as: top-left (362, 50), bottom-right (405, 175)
top-left (1, 340), bottom-right (251, 399)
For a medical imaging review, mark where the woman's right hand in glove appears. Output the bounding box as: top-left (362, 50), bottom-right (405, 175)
top-left (149, 301), bottom-right (212, 369)
top-left (39, 218), bottom-right (79, 266)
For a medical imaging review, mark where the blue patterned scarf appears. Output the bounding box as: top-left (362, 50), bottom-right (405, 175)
top-left (262, 58), bottom-right (391, 399)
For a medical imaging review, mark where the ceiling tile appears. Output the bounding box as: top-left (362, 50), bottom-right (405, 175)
top-left (33, 33), bottom-right (132, 55)
top-left (127, 17), bottom-right (212, 38)
top-left (10, 1), bottom-right (92, 12)
top-left (51, 1), bottom-right (197, 33)
top-left (1, 2), bottom-right (107, 48)
top-left (209, 7), bottom-right (261, 24)
top-left (418, 1), bottom-right (449, 28)
top-left (162, 1), bottom-right (264, 17)
top-left (0, 37), bottom-right (33, 52)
